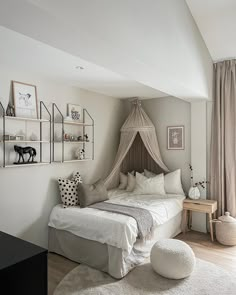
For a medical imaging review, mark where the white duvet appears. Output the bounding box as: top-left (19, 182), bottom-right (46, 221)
top-left (48, 189), bottom-right (185, 254)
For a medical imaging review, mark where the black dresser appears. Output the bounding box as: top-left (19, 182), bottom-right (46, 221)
top-left (0, 231), bottom-right (48, 295)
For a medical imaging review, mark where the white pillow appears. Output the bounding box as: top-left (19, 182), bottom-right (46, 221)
top-left (144, 169), bottom-right (156, 178)
top-left (164, 169), bottom-right (185, 195)
top-left (126, 172), bottom-right (136, 192)
top-left (133, 172), bottom-right (165, 195)
top-left (118, 172), bottom-right (128, 189)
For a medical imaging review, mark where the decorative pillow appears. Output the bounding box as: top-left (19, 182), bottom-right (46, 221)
top-left (126, 172), bottom-right (136, 192)
top-left (133, 172), bottom-right (166, 195)
top-left (164, 169), bottom-right (185, 195)
top-left (119, 171), bottom-right (135, 190)
top-left (144, 169), bottom-right (185, 195)
top-left (78, 179), bottom-right (108, 208)
top-left (58, 172), bottom-right (82, 208)
top-left (144, 169), bottom-right (156, 178)
top-left (118, 172), bottom-right (128, 189)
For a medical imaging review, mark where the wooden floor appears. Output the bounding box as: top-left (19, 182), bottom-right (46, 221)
top-left (48, 231), bottom-right (236, 295)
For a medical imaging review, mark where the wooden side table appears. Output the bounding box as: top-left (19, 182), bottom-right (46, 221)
top-left (183, 199), bottom-right (217, 241)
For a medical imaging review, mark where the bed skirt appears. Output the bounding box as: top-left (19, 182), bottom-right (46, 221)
top-left (48, 212), bottom-right (182, 278)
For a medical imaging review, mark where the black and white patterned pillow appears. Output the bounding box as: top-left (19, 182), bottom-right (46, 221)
top-left (58, 172), bottom-right (82, 208)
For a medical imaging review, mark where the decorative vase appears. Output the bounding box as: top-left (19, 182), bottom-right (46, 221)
top-left (188, 186), bottom-right (200, 200)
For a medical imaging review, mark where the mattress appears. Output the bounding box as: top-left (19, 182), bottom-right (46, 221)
top-left (48, 189), bottom-right (185, 254)
top-left (49, 211), bottom-right (183, 278)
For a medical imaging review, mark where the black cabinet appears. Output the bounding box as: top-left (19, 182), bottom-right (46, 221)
top-left (0, 231), bottom-right (48, 295)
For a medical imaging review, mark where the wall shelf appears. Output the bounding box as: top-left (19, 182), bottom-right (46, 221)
top-left (54, 121), bottom-right (92, 126)
top-left (1, 140), bottom-right (50, 143)
top-left (54, 141), bottom-right (93, 144)
top-left (0, 101), bottom-right (52, 167)
top-left (52, 103), bottom-right (94, 163)
top-left (4, 116), bottom-right (50, 123)
top-left (5, 162), bottom-right (50, 168)
top-left (54, 159), bottom-right (92, 163)
top-left (0, 101), bottom-right (94, 168)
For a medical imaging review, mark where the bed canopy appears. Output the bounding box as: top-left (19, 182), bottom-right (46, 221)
top-left (105, 99), bottom-right (169, 189)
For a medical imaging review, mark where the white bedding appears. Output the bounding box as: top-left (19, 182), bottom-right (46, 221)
top-left (48, 189), bottom-right (185, 254)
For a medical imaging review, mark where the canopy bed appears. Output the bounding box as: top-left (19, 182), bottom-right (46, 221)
top-left (48, 100), bottom-right (185, 278)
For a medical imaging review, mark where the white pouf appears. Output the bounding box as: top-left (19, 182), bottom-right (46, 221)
top-left (150, 239), bottom-right (196, 279)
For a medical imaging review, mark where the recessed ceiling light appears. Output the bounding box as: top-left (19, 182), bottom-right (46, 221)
top-left (75, 66), bottom-right (84, 70)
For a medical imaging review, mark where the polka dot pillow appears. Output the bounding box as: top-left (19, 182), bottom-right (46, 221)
top-left (58, 172), bottom-right (82, 208)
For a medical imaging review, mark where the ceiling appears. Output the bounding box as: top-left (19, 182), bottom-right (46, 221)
top-left (186, 0), bottom-right (236, 61)
top-left (0, 0), bottom-right (212, 100)
top-left (0, 26), bottom-right (166, 99)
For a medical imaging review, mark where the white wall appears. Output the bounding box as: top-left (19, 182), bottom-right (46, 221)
top-left (0, 66), bottom-right (125, 248)
top-left (135, 97), bottom-right (191, 192)
top-left (190, 102), bottom-right (207, 232)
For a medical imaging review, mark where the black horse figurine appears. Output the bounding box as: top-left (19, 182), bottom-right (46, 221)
top-left (14, 145), bottom-right (37, 163)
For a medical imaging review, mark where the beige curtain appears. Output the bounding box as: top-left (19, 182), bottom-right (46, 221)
top-left (210, 59), bottom-right (236, 217)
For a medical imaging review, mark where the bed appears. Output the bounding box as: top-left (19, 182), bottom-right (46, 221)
top-left (48, 189), bottom-right (185, 278)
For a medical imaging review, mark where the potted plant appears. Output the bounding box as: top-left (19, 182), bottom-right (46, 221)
top-left (188, 164), bottom-right (208, 199)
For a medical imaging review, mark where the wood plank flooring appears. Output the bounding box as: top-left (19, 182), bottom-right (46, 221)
top-left (48, 231), bottom-right (236, 294)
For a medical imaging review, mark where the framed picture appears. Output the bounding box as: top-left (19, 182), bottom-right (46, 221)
top-left (167, 126), bottom-right (184, 150)
top-left (67, 104), bottom-right (82, 121)
top-left (12, 81), bottom-right (38, 119)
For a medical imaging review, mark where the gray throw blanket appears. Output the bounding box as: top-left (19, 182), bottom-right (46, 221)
top-left (89, 202), bottom-right (153, 240)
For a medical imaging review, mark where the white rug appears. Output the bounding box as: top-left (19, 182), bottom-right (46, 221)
top-left (54, 259), bottom-right (236, 295)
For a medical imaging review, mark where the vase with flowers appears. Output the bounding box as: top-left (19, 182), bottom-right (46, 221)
top-left (188, 164), bottom-right (209, 199)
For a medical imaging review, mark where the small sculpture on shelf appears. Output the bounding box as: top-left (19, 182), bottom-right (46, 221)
top-left (6, 102), bottom-right (15, 117)
top-left (84, 134), bottom-right (89, 142)
top-left (75, 148), bottom-right (85, 160)
top-left (77, 135), bottom-right (82, 141)
top-left (64, 133), bottom-right (71, 141)
top-left (30, 133), bottom-right (38, 141)
top-left (79, 149), bottom-right (85, 160)
top-left (14, 145), bottom-right (37, 164)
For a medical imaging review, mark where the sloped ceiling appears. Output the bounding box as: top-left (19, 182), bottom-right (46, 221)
top-left (0, 0), bottom-right (213, 100)
top-left (186, 0), bottom-right (236, 62)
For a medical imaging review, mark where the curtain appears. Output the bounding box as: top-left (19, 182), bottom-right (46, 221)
top-left (139, 130), bottom-right (169, 172)
top-left (104, 131), bottom-right (137, 189)
top-left (210, 59), bottom-right (236, 217)
top-left (121, 133), bottom-right (166, 174)
top-left (104, 100), bottom-right (169, 190)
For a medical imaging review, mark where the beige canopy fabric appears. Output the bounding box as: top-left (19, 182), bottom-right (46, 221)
top-left (105, 100), bottom-right (169, 189)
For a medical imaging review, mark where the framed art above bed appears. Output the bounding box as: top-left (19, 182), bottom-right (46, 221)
top-left (167, 126), bottom-right (184, 150)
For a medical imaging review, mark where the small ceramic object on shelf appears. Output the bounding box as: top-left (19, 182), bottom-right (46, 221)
top-left (64, 133), bottom-right (71, 141)
top-left (188, 186), bottom-right (201, 200)
top-left (211, 212), bottom-right (236, 246)
top-left (6, 102), bottom-right (15, 117)
top-left (84, 134), bottom-right (89, 142)
top-left (64, 116), bottom-right (73, 122)
top-left (2, 134), bottom-right (15, 141)
top-left (30, 133), bottom-right (38, 141)
top-left (75, 148), bottom-right (85, 160)
top-left (15, 135), bottom-right (25, 141)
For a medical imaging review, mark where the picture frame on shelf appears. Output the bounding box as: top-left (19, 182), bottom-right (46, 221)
top-left (67, 104), bottom-right (82, 121)
top-left (167, 125), bottom-right (184, 150)
top-left (12, 81), bottom-right (38, 119)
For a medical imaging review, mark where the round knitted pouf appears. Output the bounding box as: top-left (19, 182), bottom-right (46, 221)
top-left (150, 239), bottom-right (196, 279)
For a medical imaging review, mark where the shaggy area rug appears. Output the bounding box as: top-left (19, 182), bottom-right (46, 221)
top-left (54, 259), bottom-right (236, 295)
